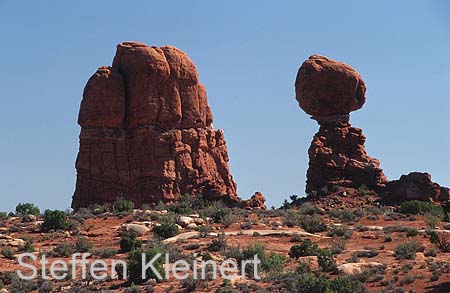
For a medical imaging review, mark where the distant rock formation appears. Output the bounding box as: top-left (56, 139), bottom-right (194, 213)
top-left (72, 42), bottom-right (239, 209)
top-left (385, 172), bottom-right (450, 202)
top-left (295, 55), bottom-right (388, 193)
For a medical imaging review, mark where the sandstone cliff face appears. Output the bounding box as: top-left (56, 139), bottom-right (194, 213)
top-left (72, 42), bottom-right (237, 209)
top-left (296, 55), bottom-right (387, 193)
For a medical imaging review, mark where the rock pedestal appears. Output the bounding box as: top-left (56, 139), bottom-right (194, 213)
top-left (72, 42), bottom-right (238, 209)
top-left (296, 55), bottom-right (387, 193)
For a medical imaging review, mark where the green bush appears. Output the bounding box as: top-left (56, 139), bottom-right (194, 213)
top-left (53, 243), bottom-right (74, 257)
top-left (316, 248), bottom-right (335, 271)
top-left (75, 236), bottom-right (93, 253)
top-left (394, 241), bottom-right (418, 260)
top-left (112, 197), bottom-right (135, 213)
top-left (93, 247), bottom-right (117, 258)
top-left (127, 248), bottom-right (165, 284)
top-left (41, 209), bottom-right (68, 232)
top-left (18, 237), bottom-right (35, 253)
top-left (1, 248), bottom-right (16, 260)
top-left (289, 240), bottom-right (319, 259)
top-left (282, 273), bottom-right (365, 293)
top-left (299, 215), bottom-right (327, 233)
top-left (119, 231), bottom-right (143, 253)
top-left (208, 233), bottom-right (227, 252)
top-left (406, 228), bottom-right (418, 237)
top-left (399, 200), bottom-right (443, 216)
top-left (153, 221), bottom-right (179, 240)
top-left (327, 225), bottom-right (352, 239)
top-left (0, 212), bottom-right (8, 219)
top-left (15, 203), bottom-right (40, 216)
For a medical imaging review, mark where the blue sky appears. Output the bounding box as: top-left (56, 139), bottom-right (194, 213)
top-left (1, 1), bottom-right (449, 212)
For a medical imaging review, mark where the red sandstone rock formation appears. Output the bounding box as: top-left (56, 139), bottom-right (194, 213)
top-left (296, 55), bottom-right (387, 193)
top-left (385, 172), bottom-right (450, 202)
top-left (243, 192), bottom-right (267, 210)
top-left (72, 42), bottom-right (238, 209)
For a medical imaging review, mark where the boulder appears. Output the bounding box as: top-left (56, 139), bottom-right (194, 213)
top-left (337, 262), bottom-right (385, 275)
top-left (385, 172), bottom-right (450, 201)
top-left (243, 192), bottom-right (267, 209)
top-left (295, 54), bottom-right (366, 118)
top-left (177, 216), bottom-right (195, 227)
top-left (121, 223), bottom-right (150, 236)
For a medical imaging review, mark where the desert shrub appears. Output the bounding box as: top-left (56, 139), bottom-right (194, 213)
top-left (185, 243), bottom-right (200, 250)
top-left (208, 233), bottom-right (227, 252)
top-left (316, 248), bottom-right (336, 271)
top-left (289, 240), bottom-right (319, 259)
top-left (1, 248), bottom-right (15, 260)
top-left (331, 239), bottom-right (346, 254)
top-left (406, 228), bottom-right (418, 237)
top-left (93, 247), bottom-right (117, 258)
top-left (330, 209), bottom-right (355, 222)
top-left (201, 201), bottom-right (229, 223)
top-left (394, 241), bottom-right (418, 260)
top-left (168, 194), bottom-right (195, 215)
top-left (424, 247), bottom-right (437, 257)
top-left (127, 247), bottom-right (165, 284)
top-left (383, 225), bottom-right (407, 233)
top-left (426, 215), bottom-right (440, 229)
top-left (18, 237), bottom-right (35, 253)
top-left (435, 234), bottom-right (450, 252)
top-left (8, 273), bottom-right (38, 292)
top-left (15, 202), bottom-right (40, 216)
top-left (180, 276), bottom-right (199, 292)
top-left (327, 225), bottom-right (352, 239)
top-left (53, 243), bottom-right (74, 257)
top-left (0, 212), bottom-right (8, 220)
top-left (75, 236), bottom-right (93, 253)
top-left (120, 231), bottom-right (143, 253)
top-left (112, 197), bottom-right (134, 213)
top-left (384, 234), bottom-right (393, 242)
top-left (283, 210), bottom-right (300, 227)
top-left (38, 281), bottom-right (53, 293)
top-left (299, 215), bottom-right (327, 233)
top-left (281, 273), bottom-right (364, 293)
top-left (263, 251), bottom-right (287, 275)
top-left (198, 225), bottom-right (212, 238)
top-left (153, 220), bottom-right (179, 240)
top-left (41, 209), bottom-right (68, 232)
top-left (357, 184), bottom-right (369, 196)
top-left (290, 233), bottom-right (302, 242)
top-left (298, 203), bottom-right (319, 215)
top-left (399, 200), bottom-right (443, 216)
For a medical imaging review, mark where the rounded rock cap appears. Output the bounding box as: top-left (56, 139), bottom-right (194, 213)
top-left (295, 54), bottom-right (366, 118)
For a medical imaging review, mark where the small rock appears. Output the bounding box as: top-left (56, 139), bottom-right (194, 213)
top-left (186, 223), bottom-right (198, 230)
top-left (177, 216), bottom-right (195, 227)
top-left (122, 223), bottom-right (150, 236)
top-left (194, 218), bottom-right (205, 225)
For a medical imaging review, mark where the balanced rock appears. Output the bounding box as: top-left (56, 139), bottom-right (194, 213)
top-left (296, 55), bottom-right (387, 193)
top-left (243, 192), bottom-right (267, 209)
top-left (72, 41), bottom-right (237, 209)
top-left (385, 172), bottom-right (450, 202)
top-left (295, 54), bottom-right (366, 119)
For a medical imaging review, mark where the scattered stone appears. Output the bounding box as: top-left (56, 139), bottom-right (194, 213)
top-left (0, 235), bottom-right (25, 247)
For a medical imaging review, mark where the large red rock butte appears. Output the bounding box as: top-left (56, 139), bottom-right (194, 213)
top-left (72, 42), bottom-right (242, 209)
top-left (296, 55), bottom-right (388, 193)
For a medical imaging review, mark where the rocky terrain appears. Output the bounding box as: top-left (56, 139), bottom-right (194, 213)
top-left (1, 192), bottom-right (450, 292)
